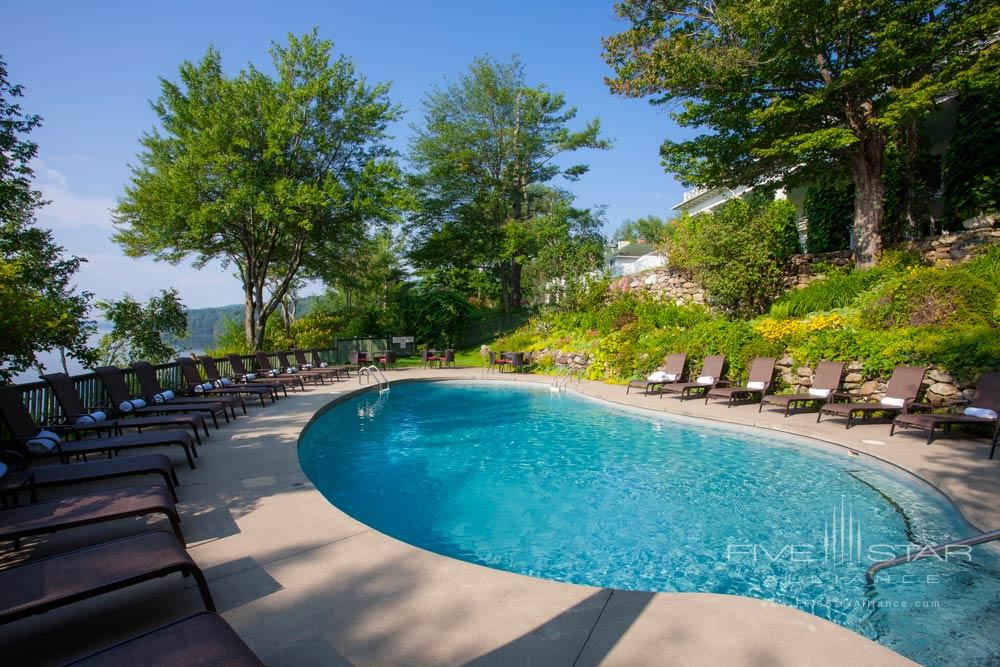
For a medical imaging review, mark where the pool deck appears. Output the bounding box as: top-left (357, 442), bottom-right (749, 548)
top-left (3, 366), bottom-right (998, 666)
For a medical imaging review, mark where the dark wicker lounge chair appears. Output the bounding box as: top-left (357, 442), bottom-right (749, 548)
top-left (759, 361), bottom-right (846, 417)
top-left (818, 366), bottom-right (928, 428)
top-left (253, 353), bottom-right (308, 390)
top-left (892, 371), bottom-right (1000, 458)
top-left (275, 352), bottom-right (328, 384)
top-left (0, 385), bottom-right (198, 470)
top-left (228, 354), bottom-right (298, 393)
top-left (373, 349), bottom-right (396, 370)
top-left (627, 353), bottom-right (687, 395)
top-left (0, 485), bottom-right (184, 548)
top-left (0, 530), bottom-right (213, 624)
top-left (293, 348), bottom-right (346, 380)
top-left (69, 612), bottom-right (264, 667)
top-left (132, 362), bottom-right (239, 418)
top-left (311, 349), bottom-right (350, 378)
top-left (177, 357), bottom-right (271, 408)
top-left (42, 372), bottom-right (206, 444)
top-left (199, 355), bottom-right (280, 402)
top-left (706, 357), bottom-right (777, 407)
top-left (95, 365), bottom-right (229, 429)
top-left (0, 449), bottom-right (178, 503)
top-left (660, 355), bottom-right (727, 400)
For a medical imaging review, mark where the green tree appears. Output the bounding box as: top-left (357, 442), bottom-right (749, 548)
top-left (96, 289), bottom-right (188, 365)
top-left (603, 0), bottom-right (999, 267)
top-left (611, 215), bottom-right (669, 244)
top-left (0, 57), bottom-right (96, 381)
top-left (409, 55), bottom-right (611, 311)
top-left (114, 31), bottom-right (404, 350)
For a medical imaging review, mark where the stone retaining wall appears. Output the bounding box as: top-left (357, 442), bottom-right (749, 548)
top-left (608, 266), bottom-right (707, 305)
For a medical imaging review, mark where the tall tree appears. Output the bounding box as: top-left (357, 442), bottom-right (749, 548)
top-left (96, 289), bottom-right (188, 365)
top-left (603, 0), bottom-right (999, 267)
top-left (0, 57), bottom-right (95, 381)
top-left (611, 214), bottom-right (668, 244)
top-left (114, 31), bottom-right (403, 349)
top-left (409, 56), bottom-right (611, 310)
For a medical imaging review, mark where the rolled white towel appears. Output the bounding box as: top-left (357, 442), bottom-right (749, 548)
top-left (747, 381), bottom-right (765, 390)
top-left (696, 375), bottom-right (714, 385)
top-left (74, 410), bottom-right (107, 425)
top-left (221, 377), bottom-right (232, 386)
top-left (268, 370), bottom-right (279, 378)
top-left (27, 429), bottom-right (61, 454)
top-left (880, 397), bottom-right (905, 408)
top-left (302, 363), bottom-right (313, 370)
top-left (153, 390), bottom-right (175, 403)
top-left (119, 399), bottom-right (147, 413)
top-left (964, 406), bottom-right (998, 419)
top-left (243, 373), bottom-right (257, 381)
top-left (647, 371), bottom-right (668, 382)
top-left (192, 382), bottom-right (215, 393)
top-left (286, 366), bottom-right (299, 373)
top-left (319, 362), bottom-right (328, 368)
top-left (808, 388), bottom-right (830, 398)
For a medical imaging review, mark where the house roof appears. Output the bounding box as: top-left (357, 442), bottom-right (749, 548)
top-left (607, 242), bottom-right (659, 259)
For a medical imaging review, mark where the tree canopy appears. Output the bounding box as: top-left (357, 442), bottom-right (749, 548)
top-left (611, 214), bottom-right (669, 244)
top-left (114, 30), bottom-right (404, 350)
top-left (603, 0), bottom-right (1000, 267)
top-left (0, 57), bottom-right (95, 381)
top-left (408, 55), bottom-right (611, 310)
top-left (96, 289), bottom-right (188, 365)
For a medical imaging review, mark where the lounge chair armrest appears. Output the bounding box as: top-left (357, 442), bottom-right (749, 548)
top-left (827, 391), bottom-right (854, 403)
top-left (0, 449), bottom-right (28, 470)
top-left (714, 380), bottom-right (731, 388)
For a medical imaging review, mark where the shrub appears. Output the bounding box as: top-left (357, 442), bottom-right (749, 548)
top-left (858, 265), bottom-right (997, 328)
top-left (804, 177), bottom-right (853, 253)
top-left (769, 269), bottom-right (886, 317)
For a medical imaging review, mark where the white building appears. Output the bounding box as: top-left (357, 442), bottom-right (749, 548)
top-left (606, 240), bottom-right (666, 277)
top-left (672, 184), bottom-right (810, 249)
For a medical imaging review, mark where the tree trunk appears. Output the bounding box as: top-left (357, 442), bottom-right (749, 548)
top-left (509, 258), bottom-right (522, 309)
top-left (849, 132), bottom-right (887, 268)
top-left (243, 287), bottom-right (256, 351)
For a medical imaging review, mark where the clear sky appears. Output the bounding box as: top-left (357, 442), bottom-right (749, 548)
top-left (3, 1), bottom-right (690, 308)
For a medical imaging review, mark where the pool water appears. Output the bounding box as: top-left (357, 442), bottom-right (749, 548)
top-left (298, 381), bottom-right (1000, 666)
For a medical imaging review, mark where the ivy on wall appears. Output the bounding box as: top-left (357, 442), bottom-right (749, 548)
top-left (803, 177), bottom-right (853, 253)
top-left (943, 90), bottom-right (1000, 228)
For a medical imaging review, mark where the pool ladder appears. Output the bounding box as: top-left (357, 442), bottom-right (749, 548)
top-left (550, 366), bottom-right (583, 392)
top-left (866, 528), bottom-right (1000, 582)
top-left (358, 365), bottom-right (390, 394)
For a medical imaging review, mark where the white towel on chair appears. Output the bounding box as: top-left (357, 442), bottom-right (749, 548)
top-left (965, 406), bottom-right (998, 419)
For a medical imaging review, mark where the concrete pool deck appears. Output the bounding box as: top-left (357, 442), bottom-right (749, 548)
top-left (2, 366), bottom-right (998, 665)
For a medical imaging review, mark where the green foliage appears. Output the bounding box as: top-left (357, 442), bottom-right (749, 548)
top-left (113, 30), bottom-right (404, 349)
top-left (858, 266), bottom-right (998, 329)
top-left (611, 215), bottom-right (669, 244)
top-left (943, 88), bottom-right (1000, 227)
top-left (0, 59), bottom-right (96, 380)
top-left (396, 285), bottom-right (474, 347)
top-left (804, 178), bottom-right (853, 253)
top-left (96, 290), bottom-right (188, 365)
top-left (669, 197), bottom-right (800, 317)
top-left (770, 270), bottom-right (886, 318)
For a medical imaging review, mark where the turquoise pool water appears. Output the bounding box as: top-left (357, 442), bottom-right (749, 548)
top-left (298, 381), bottom-right (1000, 665)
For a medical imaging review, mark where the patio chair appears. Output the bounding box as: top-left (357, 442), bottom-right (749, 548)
top-left (891, 371), bottom-right (1000, 458)
top-left (0, 384), bottom-right (198, 470)
top-left (253, 353), bottom-right (308, 391)
top-left (310, 349), bottom-right (352, 378)
top-left (421, 349), bottom-right (442, 368)
top-left (42, 372), bottom-right (206, 444)
top-left (293, 348), bottom-right (343, 380)
top-left (275, 351), bottom-right (328, 385)
top-left (659, 355), bottom-right (727, 400)
top-left (759, 361), bottom-right (846, 417)
top-left (133, 361), bottom-right (242, 417)
top-left (69, 612), bottom-right (264, 667)
top-left (627, 353), bottom-right (687, 395)
top-left (228, 354), bottom-right (297, 394)
top-left (199, 355), bottom-right (280, 402)
top-left (94, 366), bottom-right (226, 430)
top-left (0, 530), bottom-right (213, 624)
top-left (0, 485), bottom-right (184, 549)
top-left (375, 349), bottom-right (397, 370)
top-left (442, 349), bottom-right (456, 368)
top-left (176, 357), bottom-right (270, 408)
top-left (818, 366), bottom-right (928, 428)
top-left (705, 357), bottom-right (776, 407)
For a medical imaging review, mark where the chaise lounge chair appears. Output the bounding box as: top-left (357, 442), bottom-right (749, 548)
top-left (818, 365), bottom-right (928, 428)
top-left (705, 357), bottom-right (776, 407)
top-left (0, 485), bottom-right (184, 548)
top-left (177, 357), bottom-right (272, 408)
top-left (891, 371), bottom-right (1000, 458)
top-left (659, 355), bottom-right (727, 400)
top-left (253, 353), bottom-right (308, 390)
top-left (199, 355), bottom-right (280, 402)
top-left (0, 385), bottom-right (198, 470)
top-left (627, 353), bottom-right (687, 395)
top-left (275, 351), bottom-right (329, 385)
top-left (95, 365), bottom-right (229, 429)
top-left (227, 354), bottom-right (297, 394)
top-left (42, 372), bottom-right (206, 444)
top-left (293, 349), bottom-right (345, 380)
top-left (311, 349), bottom-right (350, 378)
top-left (131, 362), bottom-right (240, 419)
top-left (0, 530), bottom-right (213, 624)
top-left (69, 612), bottom-right (264, 666)
top-left (759, 361), bottom-right (846, 417)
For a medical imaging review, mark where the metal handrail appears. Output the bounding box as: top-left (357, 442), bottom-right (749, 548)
top-left (358, 365), bottom-right (390, 393)
top-left (866, 529), bottom-right (1000, 582)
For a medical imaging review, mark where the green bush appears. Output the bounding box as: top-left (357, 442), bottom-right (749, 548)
top-left (770, 269), bottom-right (885, 318)
top-left (858, 266), bottom-right (997, 328)
top-left (804, 177), bottom-right (853, 253)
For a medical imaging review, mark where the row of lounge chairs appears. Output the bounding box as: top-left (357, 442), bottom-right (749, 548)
top-left (629, 354), bottom-right (1000, 458)
top-left (0, 350), bottom-right (349, 663)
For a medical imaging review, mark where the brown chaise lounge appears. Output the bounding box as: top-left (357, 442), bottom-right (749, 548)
top-left (891, 371), bottom-right (1000, 458)
top-left (42, 372), bottom-right (206, 444)
top-left (660, 355), bottom-right (727, 400)
top-left (293, 348), bottom-right (345, 381)
top-left (0, 530), bottom-right (213, 625)
top-left (759, 361), bottom-right (846, 417)
top-left (627, 353), bottom-right (687, 395)
top-left (705, 357), bottom-right (777, 407)
top-left (0, 384), bottom-right (198, 470)
top-left (69, 612), bottom-right (264, 666)
top-left (227, 353), bottom-right (297, 394)
top-left (95, 365), bottom-right (229, 429)
top-left (818, 365), bottom-right (928, 428)
top-left (312, 349), bottom-right (351, 378)
top-left (176, 357), bottom-right (272, 408)
top-left (254, 353), bottom-right (308, 390)
top-left (198, 355), bottom-right (281, 402)
top-left (0, 485), bottom-right (184, 548)
top-left (276, 351), bottom-right (329, 385)
top-left (132, 361), bottom-right (238, 422)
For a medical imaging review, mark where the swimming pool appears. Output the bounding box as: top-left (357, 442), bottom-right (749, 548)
top-left (298, 381), bottom-right (1000, 666)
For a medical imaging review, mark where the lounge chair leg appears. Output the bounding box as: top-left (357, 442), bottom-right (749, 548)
top-left (188, 565), bottom-right (217, 612)
top-left (926, 427), bottom-right (935, 445)
top-left (816, 410), bottom-right (823, 423)
top-left (182, 445), bottom-right (196, 469)
top-left (168, 513), bottom-right (186, 546)
top-left (890, 423), bottom-right (896, 437)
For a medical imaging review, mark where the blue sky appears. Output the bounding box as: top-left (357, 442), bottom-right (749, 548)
top-left (4, 1), bottom-right (689, 308)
